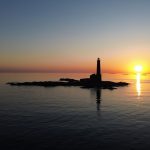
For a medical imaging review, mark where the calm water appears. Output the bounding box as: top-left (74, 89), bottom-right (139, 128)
top-left (0, 73), bottom-right (150, 150)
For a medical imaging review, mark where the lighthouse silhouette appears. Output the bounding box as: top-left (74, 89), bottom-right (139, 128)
top-left (96, 58), bottom-right (102, 81)
top-left (80, 58), bottom-right (102, 84)
top-left (89, 58), bottom-right (102, 82)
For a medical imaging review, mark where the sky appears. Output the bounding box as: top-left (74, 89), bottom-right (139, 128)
top-left (1, 0), bottom-right (150, 73)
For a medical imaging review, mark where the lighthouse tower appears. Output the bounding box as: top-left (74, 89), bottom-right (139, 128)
top-left (89, 58), bottom-right (102, 82)
top-left (96, 58), bottom-right (102, 81)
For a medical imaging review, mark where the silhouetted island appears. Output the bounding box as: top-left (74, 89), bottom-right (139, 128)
top-left (7, 58), bottom-right (129, 89)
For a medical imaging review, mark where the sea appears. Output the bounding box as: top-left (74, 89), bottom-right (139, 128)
top-left (0, 73), bottom-right (150, 150)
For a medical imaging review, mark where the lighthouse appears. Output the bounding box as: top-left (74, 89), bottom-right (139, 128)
top-left (96, 58), bottom-right (101, 81)
top-left (89, 58), bottom-right (102, 82)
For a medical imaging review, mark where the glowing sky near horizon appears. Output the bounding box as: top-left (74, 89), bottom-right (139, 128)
top-left (1, 0), bottom-right (150, 73)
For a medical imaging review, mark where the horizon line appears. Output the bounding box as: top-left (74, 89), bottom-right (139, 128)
top-left (0, 71), bottom-right (148, 75)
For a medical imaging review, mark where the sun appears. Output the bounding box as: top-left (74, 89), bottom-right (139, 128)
top-left (134, 65), bottom-right (143, 72)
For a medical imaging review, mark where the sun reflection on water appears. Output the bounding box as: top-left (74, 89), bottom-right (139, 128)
top-left (136, 73), bottom-right (141, 97)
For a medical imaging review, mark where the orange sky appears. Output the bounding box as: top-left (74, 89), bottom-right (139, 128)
top-left (0, 55), bottom-right (149, 74)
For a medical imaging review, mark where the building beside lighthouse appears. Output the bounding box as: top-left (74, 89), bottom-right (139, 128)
top-left (80, 58), bottom-right (102, 84)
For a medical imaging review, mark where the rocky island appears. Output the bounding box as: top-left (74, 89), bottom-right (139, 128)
top-left (7, 58), bottom-right (129, 89)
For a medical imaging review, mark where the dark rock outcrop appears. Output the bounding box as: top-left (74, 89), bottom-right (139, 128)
top-left (7, 78), bottom-right (129, 89)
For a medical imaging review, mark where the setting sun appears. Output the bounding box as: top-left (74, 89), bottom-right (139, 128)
top-left (134, 65), bottom-right (143, 72)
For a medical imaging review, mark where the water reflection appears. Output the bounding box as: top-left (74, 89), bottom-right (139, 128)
top-left (136, 73), bottom-right (141, 97)
top-left (90, 88), bottom-right (102, 111)
top-left (96, 88), bottom-right (102, 111)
